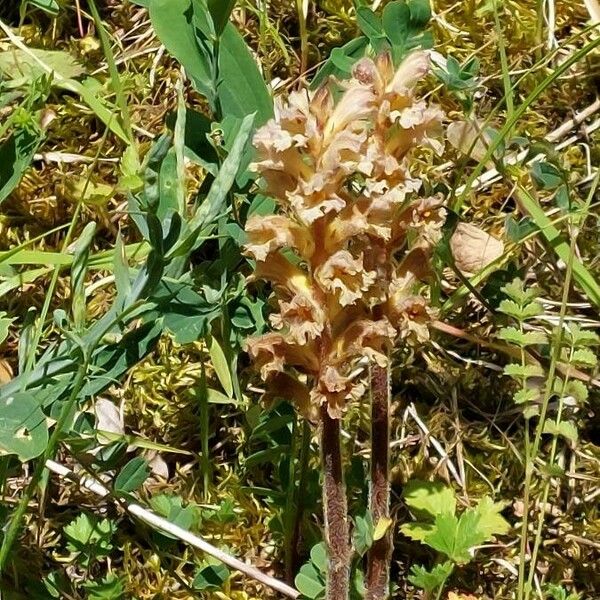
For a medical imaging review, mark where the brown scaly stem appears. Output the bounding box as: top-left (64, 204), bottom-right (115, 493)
top-left (366, 362), bottom-right (391, 600)
top-left (320, 404), bottom-right (351, 600)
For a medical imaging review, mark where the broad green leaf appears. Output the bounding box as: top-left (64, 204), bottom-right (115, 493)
top-left (0, 127), bottom-right (43, 205)
top-left (192, 561), bottom-right (230, 590)
top-left (501, 278), bottom-right (539, 304)
top-left (407, 562), bottom-right (453, 593)
top-left (310, 37), bottom-right (369, 88)
top-left (208, 336), bottom-right (233, 397)
top-left (353, 513), bottom-right (374, 556)
top-left (148, 494), bottom-right (199, 538)
top-left (0, 48), bottom-right (84, 82)
top-left (114, 456), bottom-right (150, 493)
top-left (217, 23), bottom-right (273, 125)
top-left (531, 161), bottom-right (563, 190)
top-left (403, 479), bottom-right (456, 519)
top-left (310, 542), bottom-right (327, 572)
top-left (0, 392), bottom-right (48, 461)
top-left (357, 7), bottom-right (384, 40)
top-left (149, 0), bottom-right (215, 104)
top-left (295, 563), bottom-right (325, 599)
top-left (207, 0), bottom-right (236, 34)
top-left (24, 0), bottom-right (61, 15)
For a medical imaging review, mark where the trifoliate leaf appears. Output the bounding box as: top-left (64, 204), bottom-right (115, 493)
top-left (192, 561), bottom-right (230, 591)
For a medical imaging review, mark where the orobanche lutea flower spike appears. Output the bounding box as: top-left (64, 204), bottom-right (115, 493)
top-left (245, 50), bottom-right (444, 600)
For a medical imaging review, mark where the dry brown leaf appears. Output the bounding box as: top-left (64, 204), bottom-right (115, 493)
top-left (447, 120), bottom-right (495, 166)
top-left (450, 222), bottom-right (504, 275)
top-left (447, 593), bottom-right (480, 600)
top-left (584, 0), bottom-right (600, 23)
top-left (94, 397), bottom-right (124, 444)
top-left (0, 360), bottom-right (12, 385)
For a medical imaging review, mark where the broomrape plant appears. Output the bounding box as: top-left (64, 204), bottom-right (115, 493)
top-left (244, 50), bottom-right (444, 600)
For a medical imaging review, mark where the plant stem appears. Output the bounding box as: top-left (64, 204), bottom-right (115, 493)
top-left (0, 361), bottom-right (88, 572)
top-left (320, 405), bottom-right (350, 600)
top-left (286, 419), bottom-right (311, 583)
top-left (366, 362), bottom-right (391, 600)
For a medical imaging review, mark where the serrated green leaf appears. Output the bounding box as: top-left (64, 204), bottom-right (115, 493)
top-left (472, 496), bottom-right (510, 538)
top-left (514, 387), bottom-right (539, 405)
top-left (565, 380), bottom-right (588, 403)
top-left (571, 348), bottom-right (597, 368)
top-left (498, 299), bottom-right (543, 320)
top-left (501, 279), bottom-right (539, 304)
top-left (114, 456), bottom-right (150, 494)
top-left (504, 363), bottom-right (544, 379)
top-left (564, 324), bottom-right (600, 347)
top-left (407, 562), bottom-right (453, 593)
top-left (83, 574), bottom-right (124, 600)
top-left (403, 479), bottom-right (456, 519)
top-left (400, 521), bottom-right (435, 542)
top-left (543, 420), bottom-right (578, 443)
top-left (498, 327), bottom-right (547, 347)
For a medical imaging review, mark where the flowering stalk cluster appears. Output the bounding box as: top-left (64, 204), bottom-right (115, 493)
top-left (245, 51), bottom-right (444, 600)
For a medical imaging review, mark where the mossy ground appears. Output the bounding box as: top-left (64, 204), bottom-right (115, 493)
top-left (1, 0), bottom-right (599, 598)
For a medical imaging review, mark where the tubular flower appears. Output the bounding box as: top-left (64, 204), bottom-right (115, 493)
top-left (245, 51), bottom-right (445, 419)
